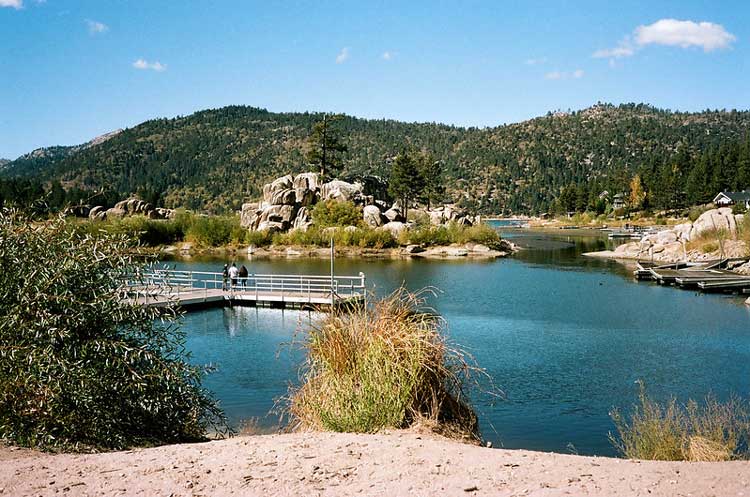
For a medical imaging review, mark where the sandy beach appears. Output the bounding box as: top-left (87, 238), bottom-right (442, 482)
top-left (2, 431), bottom-right (748, 497)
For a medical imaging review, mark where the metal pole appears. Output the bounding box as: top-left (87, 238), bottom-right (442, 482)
top-left (330, 237), bottom-right (335, 308)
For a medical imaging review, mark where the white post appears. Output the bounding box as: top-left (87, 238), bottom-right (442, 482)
top-left (330, 237), bottom-right (335, 308)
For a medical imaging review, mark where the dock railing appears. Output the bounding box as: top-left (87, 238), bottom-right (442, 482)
top-left (124, 269), bottom-right (367, 306)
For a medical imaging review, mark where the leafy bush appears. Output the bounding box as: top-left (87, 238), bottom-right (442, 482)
top-left (185, 215), bottom-right (242, 247)
top-left (110, 216), bottom-right (185, 246)
top-left (290, 288), bottom-right (481, 441)
top-left (311, 200), bottom-right (362, 228)
top-left (732, 203), bottom-right (747, 215)
top-left (610, 382), bottom-right (750, 461)
top-left (245, 229), bottom-right (275, 247)
top-left (403, 222), bottom-right (502, 248)
top-left (0, 211), bottom-right (224, 450)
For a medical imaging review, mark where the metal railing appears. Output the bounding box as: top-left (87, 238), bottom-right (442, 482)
top-left (125, 269), bottom-right (366, 305)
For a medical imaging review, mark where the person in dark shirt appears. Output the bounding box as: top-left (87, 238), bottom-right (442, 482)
top-left (238, 264), bottom-right (249, 288)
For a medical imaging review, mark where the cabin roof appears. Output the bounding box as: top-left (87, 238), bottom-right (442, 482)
top-left (714, 190), bottom-right (750, 203)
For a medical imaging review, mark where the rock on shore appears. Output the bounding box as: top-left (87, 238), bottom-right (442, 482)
top-left (585, 208), bottom-right (747, 263)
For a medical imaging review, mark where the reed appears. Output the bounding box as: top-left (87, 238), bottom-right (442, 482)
top-left (610, 382), bottom-right (750, 461)
top-left (289, 288), bottom-right (482, 442)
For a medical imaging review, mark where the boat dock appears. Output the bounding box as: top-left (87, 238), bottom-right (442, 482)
top-left (633, 259), bottom-right (750, 293)
top-left (124, 269), bottom-right (367, 311)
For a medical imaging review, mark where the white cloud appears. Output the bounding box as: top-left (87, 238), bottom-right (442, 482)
top-left (592, 43), bottom-right (635, 59)
top-left (382, 51), bottom-right (394, 61)
top-left (525, 57), bottom-right (547, 65)
top-left (86, 19), bottom-right (109, 35)
top-left (545, 69), bottom-right (585, 81)
top-left (132, 59), bottom-right (167, 72)
top-left (594, 18), bottom-right (735, 63)
top-left (0, 0), bottom-right (22, 9)
top-left (335, 47), bottom-right (350, 64)
top-left (635, 19), bottom-right (736, 51)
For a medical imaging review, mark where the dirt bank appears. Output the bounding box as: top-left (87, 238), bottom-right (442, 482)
top-left (2, 432), bottom-right (748, 496)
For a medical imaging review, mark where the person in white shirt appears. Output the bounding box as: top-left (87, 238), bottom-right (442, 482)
top-left (228, 263), bottom-right (239, 289)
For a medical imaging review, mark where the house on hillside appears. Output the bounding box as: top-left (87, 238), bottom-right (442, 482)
top-left (612, 193), bottom-right (625, 210)
top-left (713, 190), bottom-right (750, 209)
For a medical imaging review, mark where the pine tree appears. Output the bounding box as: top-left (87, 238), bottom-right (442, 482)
top-left (418, 152), bottom-right (444, 210)
top-left (305, 114), bottom-right (348, 178)
top-left (388, 150), bottom-right (424, 222)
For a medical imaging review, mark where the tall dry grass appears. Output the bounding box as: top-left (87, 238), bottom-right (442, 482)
top-left (288, 288), bottom-right (484, 442)
top-left (610, 382), bottom-right (750, 461)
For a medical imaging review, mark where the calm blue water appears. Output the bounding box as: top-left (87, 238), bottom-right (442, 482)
top-left (170, 228), bottom-right (750, 456)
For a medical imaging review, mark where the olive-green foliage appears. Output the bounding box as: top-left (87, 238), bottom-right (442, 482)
top-left (185, 214), bottom-right (244, 247)
top-left (0, 211), bottom-right (224, 451)
top-left (403, 222), bottom-right (503, 248)
top-left (104, 215), bottom-right (184, 246)
top-left (272, 225), bottom-right (397, 249)
top-left (610, 382), bottom-right (750, 461)
top-left (290, 288), bottom-right (480, 440)
top-left (311, 200), bottom-right (363, 228)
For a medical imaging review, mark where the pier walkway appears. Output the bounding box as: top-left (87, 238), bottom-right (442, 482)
top-left (124, 269), bottom-right (366, 311)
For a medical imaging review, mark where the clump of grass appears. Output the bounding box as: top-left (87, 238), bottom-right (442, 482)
top-left (686, 227), bottom-right (727, 254)
top-left (609, 382), bottom-right (750, 461)
top-left (289, 288), bottom-right (482, 442)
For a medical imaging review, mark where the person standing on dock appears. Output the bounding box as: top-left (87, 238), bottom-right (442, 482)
top-left (228, 262), bottom-right (239, 289)
top-left (222, 264), bottom-right (229, 291)
top-left (239, 264), bottom-right (248, 288)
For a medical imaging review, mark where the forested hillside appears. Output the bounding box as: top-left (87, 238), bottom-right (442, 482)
top-left (3, 104), bottom-right (750, 214)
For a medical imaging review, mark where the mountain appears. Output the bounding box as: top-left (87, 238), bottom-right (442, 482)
top-left (3, 104), bottom-right (750, 214)
top-left (3, 130), bottom-right (122, 179)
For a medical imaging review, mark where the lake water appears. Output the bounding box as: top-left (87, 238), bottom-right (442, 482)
top-left (170, 227), bottom-right (750, 456)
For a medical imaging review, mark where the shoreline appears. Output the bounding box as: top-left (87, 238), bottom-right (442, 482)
top-left (159, 242), bottom-right (515, 261)
top-left (3, 431), bottom-right (748, 496)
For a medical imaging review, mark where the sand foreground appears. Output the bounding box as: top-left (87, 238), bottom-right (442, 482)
top-left (1, 431), bottom-right (748, 496)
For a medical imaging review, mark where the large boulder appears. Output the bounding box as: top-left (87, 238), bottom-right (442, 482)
top-left (294, 188), bottom-right (316, 206)
top-left (363, 205), bottom-right (386, 228)
top-left (240, 202), bottom-right (261, 229)
top-left (293, 172), bottom-right (320, 191)
top-left (105, 207), bottom-right (126, 219)
top-left (269, 188), bottom-right (296, 206)
top-left (88, 206), bottom-right (105, 220)
top-left (380, 221), bottom-right (407, 237)
top-left (692, 208), bottom-right (738, 238)
top-left (260, 204), bottom-right (297, 225)
top-left (383, 206), bottom-right (405, 223)
top-left (262, 175), bottom-right (294, 204)
top-left (320, 179), bottom-right (363, 203)
top-left (257, 221), bottom-right (285, 233)
top-left (292, 207), bottom-right (312, 231)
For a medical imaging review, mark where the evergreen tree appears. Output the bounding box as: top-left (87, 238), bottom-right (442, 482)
top-left (388, 150), bottom-right (424, 222)
top-left (418, 152), bottom-right (444, 210)
top-left (305, 114), bottom-right (348, 178)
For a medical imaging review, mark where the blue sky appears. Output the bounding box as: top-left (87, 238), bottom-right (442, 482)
top-left (1, 0), bottom-right (748, 159)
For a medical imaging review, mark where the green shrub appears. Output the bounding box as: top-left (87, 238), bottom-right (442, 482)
top-left (732, 203), bottom-right (747, 215)
top-left (245, 229), bottom-right (275, 247)
top-left (185, 215), bottom-right (241, 247)
top-left (290, 288), bottom-right (480, 441)
top-left (403, 222), bottom-right (502, 248)
top-left (311, 200), bottom-right (363, 228)
top-left (0, 211), bottom-right (224, 450)
top-left (610, 382), bottom-right (750, 461)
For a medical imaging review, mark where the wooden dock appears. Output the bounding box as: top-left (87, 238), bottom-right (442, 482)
top-left (633, 259), bottom-right (750, 293)
top-left (125, 270), bottom-right (366, 311)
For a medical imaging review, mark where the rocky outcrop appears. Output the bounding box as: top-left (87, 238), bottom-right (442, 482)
top-left (68, 198), bottom-right (174, 222)
top-left (586, 208), bottom-right (748, 263)
top-left (363, 205), bottom-right (386, 228)
top-left (243, 173), bottom-right (482, 241)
